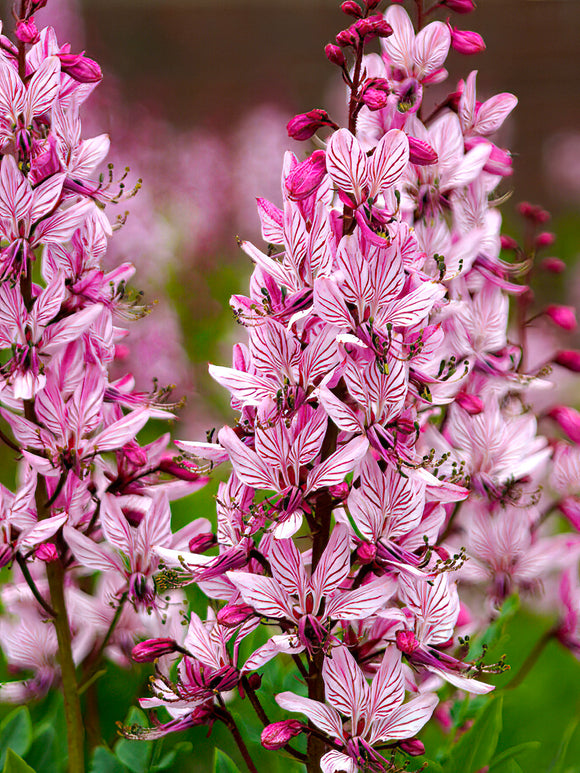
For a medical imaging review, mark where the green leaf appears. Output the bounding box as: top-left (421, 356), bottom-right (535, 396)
top-left (2, 750), bottom-right (36, 773)
top-left (490, 760), bottom-right (523, 773)
top-left (89, 747), bottom-right (127, 773)
top-left (113, 707), bottom-right (153, 773)
top-left (152, 742), bottom-right (193, 771)
top-left (214, 750), bottom-right (243, 773)
top-left (446, 696), bottom-right (503, 773)
top-left (490, 741), bottom-right (540, 770)
top-left (25, 727), bottom-right (59, 773)
top-left (113, 739), bottom-right (152, 773)
top-left (0, 708), bottom-right (33, 768)
top-left (548, 715), bottom-right (580, 773)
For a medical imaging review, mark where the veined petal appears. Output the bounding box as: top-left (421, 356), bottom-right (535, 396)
top-left (276, 692), bottom-right (344, 739)
top-left (306, 436), bottom-right (369, 493)
top-left (326, 128), bottom-right (368, 205)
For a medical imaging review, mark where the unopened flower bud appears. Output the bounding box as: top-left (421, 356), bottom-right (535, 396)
top-left (400, 739), bottom-right (426, 756)
top-left (517, 202), bottom-right (550, 224)
top-left (329, 482), bottom-right (349, 500)
top-left (555, 350), bottom-right (580, 372)
top-left (362, 88), bottom-right (388, 110)
top-left (396, 629), bottom-right (420, 654)
top-left (261, 720), bottom-right (303, 750)
top-left (188, 532), bottom-right (217, 553)
top-left (285, 150), bottom-right (327, 201)
top-left (443, 0), bottom-right (476, 13)
top-left (500, 235), bottom-right (519, 251)
top-left (325, 43), bottom-right (346, 67)
top-left (455, 392), bottom-right (484, 414)
top-left (408, 136), bottom-right (438, 165)
top-left (217, 603), bottom-right (256, 628)
top-left (545, 304), bottom-right (577, 331)
top-left (355, 15), bottom-right (393, 40)
top-left (540, 257), bottom-right (566, 273)
top-left (341, 1), bottom-right (363, 18)
top-left (357, 542), bottom-right (377, 564)
top-left (30, 0), bottom-right (48, 10)
top-left (35, 543), bottom-right (58, 562)
top-left (58, 52), bottom-right (102, 83)
top-left (449, 25), bottom-right (486, 55)
top-left (16, 18), bottom-right (39, 44)
top-left (549, 406), bottom-right (580, 444)
top-left (536, 231), bottom-right (556, 248)
top-left (247, 672), bottom-right (262, 690)
top-left (365, 0), bottom-right (382, 7)
top-left (287, 109), bottom-right (336, 141)
top-left (132, 638), bottom-right (180, 663)
top-left (336, 25), bottom-right (359, 47)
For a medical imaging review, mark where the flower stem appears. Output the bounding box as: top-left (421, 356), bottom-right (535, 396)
top-left (504, 627), bottom-right (555, 691)
top-left (218, 701), bottom-right (259, 773)
top-left (46, 557), bottom-right (86, 773)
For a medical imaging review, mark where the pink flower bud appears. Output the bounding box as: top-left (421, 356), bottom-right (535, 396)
top-left (549, 406), bottom-right (580, 443)
top-left (408, 136), bottom-right (438, 165)
top-left (261, 720), bottom-right (303, 750)
top-left (443, 0), bottom-right (476, 13)
top-left (361, 88), bottom-right (388, 110)
top-left (30, 0), bottom-right (48, 9)
top-left (455, 392), bottom-right (484, 414)
top-left (449, 26), bottom-right (486, 55)
top-left (400, 739), bottom-right (426, 756)
top-left (188, 532), bottom-right (217, 553)
top-left (354, 15), bottom-right (393, 40)
top-left (555, 350), bottom-right (580, 372)
top-left (35, 543), bottom-right (58, 562)
top-left (16, 18), bottom-right (39, 44)
top-left (132, 638), bottom-right (180, 662)
top-left (540, 257), bottom-right (566, 273)
top-left (545, 304), bottom-right (577, 331)
top-left (500, 235), bottom-right (519, 251)
top-left (517, 202), bottom-right (550, 224)
top-left (217, 603), bottom-right (256, 628)
top-left (365, 0), bottom-right (382, 7)
top-left (58, 52), bottom-right (102, 83)
top-left (536, 231), bottom-right (556, 248)
top-left (287, 109), bottom-right (336, 141)
top-left (325, 43), bottom-right (346, 67)
top-left (341, 1), bottom-right (363, 18)
top-left (336, 25), bottom-right (359, 47)
top-left (247, 672), bottom-right (262, 690)
top-left (357, 542), bottom-right (377, 564)
top-left (396, 629), bottom-right (420, 654)
top-left (329, 482), bottom-right (350, 500)
top-left (285, 150), bottom-right (327, 201)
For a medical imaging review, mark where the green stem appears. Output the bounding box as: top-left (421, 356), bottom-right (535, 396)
top-left (504, 627), bottom-right (555, 691)
top-left (15, 552), bottom-right (56, 617)
top-left (46, 557), bottom-right (86, 772)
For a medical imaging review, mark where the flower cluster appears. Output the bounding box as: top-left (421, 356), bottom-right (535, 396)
top-left (125, 2), bottom-right (580, 771)
top-left (0, 2), bottom-right (206, 755)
